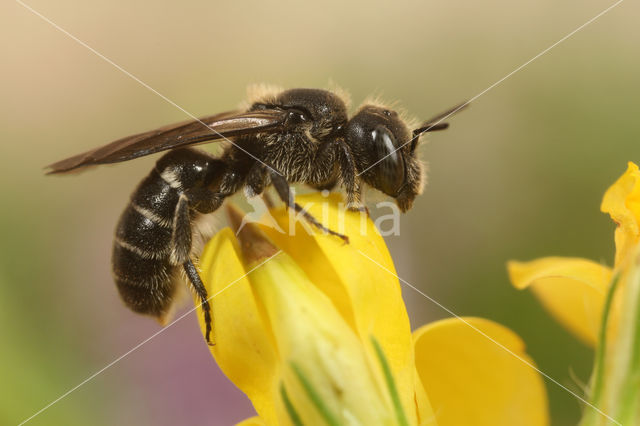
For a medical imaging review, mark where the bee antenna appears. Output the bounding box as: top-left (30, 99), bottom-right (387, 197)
top-left (413, 100), bottom-right (470, 137)
top-left (412, 122), bottom-right (449, 137)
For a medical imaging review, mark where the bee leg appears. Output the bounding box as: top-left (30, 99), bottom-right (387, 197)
top-left (269, 170), bottom-right (349, 244)
top-left (188, 188), bottom-right (226, 214)
top-left (336, 144), bottom-right (364, 212)
top-left (245, 163), bottom-right (269, 197)
top-left (171, 188), bottom-right (225, 263)
top-left (245, 163), bottom-right (276, 208)
top-left (172, 192), bottom-right (217, 345)
top-left (313, 140), bottom-right (364, 211)
top-left (171, 194), bottom-right (192, 264)
top-left (183, 259), bottom-right (214, 346)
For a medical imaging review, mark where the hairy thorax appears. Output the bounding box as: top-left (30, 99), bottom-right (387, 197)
top-left (262, 132), bottom-right (320, 182)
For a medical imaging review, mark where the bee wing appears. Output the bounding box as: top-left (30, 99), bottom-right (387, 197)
top-left (46, 109), bottom-right (288, 174)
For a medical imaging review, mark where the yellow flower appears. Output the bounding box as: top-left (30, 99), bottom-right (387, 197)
top-left (195, 193), bottom-right (548, 425)
top-left (412, 318), bottom-right (548, 426)
top-left (507, 162), bottom-right (640, 347)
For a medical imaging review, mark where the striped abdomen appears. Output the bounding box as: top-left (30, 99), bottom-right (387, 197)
top-left (112, 168), bottom-right (180, 320)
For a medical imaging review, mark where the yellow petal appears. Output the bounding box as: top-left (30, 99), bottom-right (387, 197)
top-left (413, 366), bottom-right (438, 426)
top-left (262, 193), bottom-right (423, 424)
top-left (235, 416), bottom-right (266, 426)
top-left (507, 257), bottom-right (613, 347)
top-left (196, 228), bottom-right (280, 424)
top-left (413, 317), bottom-right (549, 426)
top-left (601, 162), bottom-right (640, 266)
top-left (250, 252), bottom-right (397, 425)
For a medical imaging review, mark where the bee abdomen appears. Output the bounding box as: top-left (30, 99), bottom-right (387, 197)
top-left (112, 234), bottom-right (175, 317)
top-left (115, 203), bottom-right (173, 258)
top-left (132, 170), bottom-right (181, 220)
top-left (112, 169), bottom-right (181, 318)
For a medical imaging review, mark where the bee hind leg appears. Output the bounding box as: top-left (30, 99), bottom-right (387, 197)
top-left (171, 192), bottom-right (217, 346)
top-left (269, 170), bottom-right (349, 244)
top-left (183, 259), bottom-right (214, 346)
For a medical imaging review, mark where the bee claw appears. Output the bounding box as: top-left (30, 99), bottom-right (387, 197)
top-left (325, 228), bottom-right (349, 244)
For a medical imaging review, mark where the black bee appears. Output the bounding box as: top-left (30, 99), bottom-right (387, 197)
top-left (47, 86), bottom-right (465, 344)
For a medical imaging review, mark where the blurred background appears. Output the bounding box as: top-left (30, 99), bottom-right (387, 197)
top-left (2, 0), bottom-right (639, 424)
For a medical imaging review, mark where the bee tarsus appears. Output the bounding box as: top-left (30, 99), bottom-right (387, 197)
top-left (184, 259), bottom-right (213, 345)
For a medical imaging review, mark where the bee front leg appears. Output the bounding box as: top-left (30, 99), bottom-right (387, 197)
top-left (269, 170), bottom-right (349, 244)
top-left (336, 143), bottom-right (365, 212)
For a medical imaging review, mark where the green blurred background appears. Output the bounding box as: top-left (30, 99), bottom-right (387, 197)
top-left (2, 0), bottom-right (639, 424)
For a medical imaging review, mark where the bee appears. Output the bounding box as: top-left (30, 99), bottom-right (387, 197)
top-left (47, 86), bottom-right (465, 344)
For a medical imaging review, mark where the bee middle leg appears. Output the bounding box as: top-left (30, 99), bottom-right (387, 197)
top-left (269, 170), bottom-right (349, 244)
top-left (313, 140), bottom-right (364, 211)
top-left (245, 164), bottom-right (277, 207)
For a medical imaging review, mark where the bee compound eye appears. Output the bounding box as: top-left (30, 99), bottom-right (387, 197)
top-left (371, 125), bottom-right (405, 196)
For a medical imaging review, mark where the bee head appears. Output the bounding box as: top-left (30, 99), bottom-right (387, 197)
top-left (344, 105), bottom-right (426, 212)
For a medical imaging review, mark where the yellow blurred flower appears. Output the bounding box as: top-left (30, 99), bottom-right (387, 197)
top-left (507, 162), bottom-right (640, 424)
top-left (507, 162), bottom-right (640, 347)
top-left (195, 193), bottom-right (548, 425)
